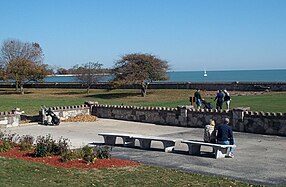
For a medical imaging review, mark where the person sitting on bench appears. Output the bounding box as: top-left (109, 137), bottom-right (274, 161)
top-left (216, 118), bottom-right (235, 158)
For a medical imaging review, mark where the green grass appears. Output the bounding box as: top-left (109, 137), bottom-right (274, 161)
top-left (0, 157), bottom-right (261, 187)
top-left (0, 88), bottom-right (286, 115)
top-left (0, 88), bottom-right (273, 186)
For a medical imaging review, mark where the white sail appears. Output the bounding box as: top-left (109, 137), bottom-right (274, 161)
top-left (203, 69), bottom-right (207, 77)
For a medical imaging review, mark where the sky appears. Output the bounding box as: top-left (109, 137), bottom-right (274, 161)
top-left (0, 0), bottom-right (286, 71)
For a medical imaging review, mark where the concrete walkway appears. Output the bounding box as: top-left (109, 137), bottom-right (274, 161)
top-left (3, 118), bottom-right (286, 186)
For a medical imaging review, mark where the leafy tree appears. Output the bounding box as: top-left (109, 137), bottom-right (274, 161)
top-left (0, 39), bottom-right (47, 94)
top-left (72, 62), bottom-right (103, 94)
top-left (112, 53), bottom-right (169, 97)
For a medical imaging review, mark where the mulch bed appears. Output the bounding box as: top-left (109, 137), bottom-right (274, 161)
top-left (0, 146), bottom-right (140, 169)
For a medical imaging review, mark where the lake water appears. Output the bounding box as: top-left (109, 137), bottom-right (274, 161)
top-left (44, 69), bottom-right (286, 83)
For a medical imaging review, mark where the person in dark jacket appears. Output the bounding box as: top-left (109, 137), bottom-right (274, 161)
top-left (216, 117), bottom-right (235, 158)
top-left (214, 90), bottom-right (224, 110)
top-left (194, 89), bottom-right (202, 109)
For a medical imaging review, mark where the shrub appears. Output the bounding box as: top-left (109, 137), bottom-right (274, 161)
top-left (0, 131), bottom-right (4, 140)
top-left (34, 134), bottom-right (70, 157)
top-left (52, 137), bottom-right (70, 155)
top-left (82, 145), bottom-right (96, 164)
top-left (94, 145), bottom-right (111, 159)
top-left (0, 132), bottom-right (19, 152)
top-left (61, 149), bottom-right (84, 162)
top-left (0, 140), bottom-right (14, 152)
top-left (19, 135), bottom-right (34, 151)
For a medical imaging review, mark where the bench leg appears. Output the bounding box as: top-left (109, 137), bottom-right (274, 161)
top-left (122, 137), bottom-right (135, 147)
top-left (214, 147), bottom-right (229, 159)
top-left (163, 142), bottom-right (175, 153)
top-left (139, 139), bottom-right (151, 149)
top-left (103, 136), bottom-right (116, 145)
top-left (187, 144), bottom-right (201, 155)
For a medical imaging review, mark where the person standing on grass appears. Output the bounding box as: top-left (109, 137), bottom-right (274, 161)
top-left (214, 90), bottom-right (224, 110)
top-left (194, 89), bottom-right (202, 109)
top-left (223, 90), bottom-right (231, 110)
top-left (216, 118), bottom-right (235, 158)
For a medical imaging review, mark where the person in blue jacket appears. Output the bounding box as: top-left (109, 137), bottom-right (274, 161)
top-left (216, 117), bottom-right (235, 158)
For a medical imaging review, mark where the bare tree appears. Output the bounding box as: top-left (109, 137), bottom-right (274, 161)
top-left (0, 39), bottom-right (47, 94)
top-left (112, 53), bottom-right (169, 97)
top-left (72, 62), bottom-right (103, 94)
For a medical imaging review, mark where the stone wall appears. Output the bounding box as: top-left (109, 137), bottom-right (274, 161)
top-left (39, 105), bottom-right (91, 124)
top-left (3, 102), bottom-right (285, 137)
top-left (92, 104), bottom-right (286, 136)
top-left (1, 82), bottom-right (286, 91)
top-left (0, 110), bottom-right (21, 128)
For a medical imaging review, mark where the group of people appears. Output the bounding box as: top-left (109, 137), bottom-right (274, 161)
top-left (214, 89), bottom-right (231, 110)
top-left (193, 89), bottom-right (231, 110)
top-left (203, 117), bottom-right (235, 158)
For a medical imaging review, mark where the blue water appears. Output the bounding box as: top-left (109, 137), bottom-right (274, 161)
top-left (44, 69), bottom-right (286, 83)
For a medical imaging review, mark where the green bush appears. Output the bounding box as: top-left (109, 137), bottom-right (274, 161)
top-left (34, 134), bottom-right (70, 157)
top-left (94, 145), bottom-right (111, 159)
top-left (19, 135), bottom-right (34, 151)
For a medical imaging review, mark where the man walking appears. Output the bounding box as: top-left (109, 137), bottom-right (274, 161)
top-left (214, 90), bottom-right (224, 110)
top-left (216, 118), bottom-right (235, 158)
top-left (194, 89), bottom-right (202, 109)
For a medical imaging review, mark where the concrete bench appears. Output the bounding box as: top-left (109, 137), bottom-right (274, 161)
top-left (98, 133), bottom-right (176, 152)
top-left (133, 135), bottom-right (176, 152)
top-left (98, 132), bottom-right (137, 146)
top-left (181, 140), bottom-right (236, 159)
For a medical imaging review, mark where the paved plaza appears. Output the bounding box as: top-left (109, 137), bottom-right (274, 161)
top-left (3, 118), bottom-right (286, 186)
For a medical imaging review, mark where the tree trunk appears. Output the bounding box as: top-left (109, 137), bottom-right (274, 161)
top-left (20, 84), bottom-right (24, 95)
top-left (141, 82), bottom-right (148, 97)
top-left (86, 84), bottom-right (91, 94)
top-left (15, 81), bottom-right (19, 91)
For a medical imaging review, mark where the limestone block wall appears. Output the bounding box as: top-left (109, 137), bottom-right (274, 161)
top-left (93, 105), bottom-right (181, 126)
top-left (242, 111), bottom-right (286, 136)
top-left (91, 104), bottom-right (286, 136)
top-left (40, 105), bottom-right (91, 123)
top-left (0, 111), bottom-right (21, 128)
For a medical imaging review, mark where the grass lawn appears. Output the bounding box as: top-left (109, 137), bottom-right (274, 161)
top-left (0, 157), bottom-right (260, 187)
top-left (0, 88), bottom-right (274, 186)
top-left (0, 88), bottom-right (286, 115)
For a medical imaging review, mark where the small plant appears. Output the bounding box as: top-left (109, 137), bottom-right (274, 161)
top-left (61, 149), bottom-right (84, 162)
top-left (19, 135), bottom-right (34, 151)
top-left (94, 145), bottom-right (111, 159)
top-left (82, 145), bottom-right (96, 164)
top-left (0, 140), bottom-right (14, 152)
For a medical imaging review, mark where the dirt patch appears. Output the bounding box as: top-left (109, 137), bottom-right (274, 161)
top-left (0, 146), bottom-right (140, 169)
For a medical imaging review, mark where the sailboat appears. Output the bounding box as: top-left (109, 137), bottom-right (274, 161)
top-left (203, 69), bottom-right (208, 77)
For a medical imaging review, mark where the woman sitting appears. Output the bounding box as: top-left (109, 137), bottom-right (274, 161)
top-left (204, 119), bottom-right (216, 143)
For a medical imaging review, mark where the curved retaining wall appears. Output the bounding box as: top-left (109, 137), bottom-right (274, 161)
top-left (2, 103), bottom-right (285, 137)
top-left (92, 104), bottom-right (286, 136)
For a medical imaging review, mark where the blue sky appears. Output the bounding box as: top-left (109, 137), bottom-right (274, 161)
top-left (0, 0), bottom-right (285, 71)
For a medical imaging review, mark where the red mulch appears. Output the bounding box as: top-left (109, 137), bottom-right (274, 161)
top-left (0, 146), bottom-right (140, 169)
